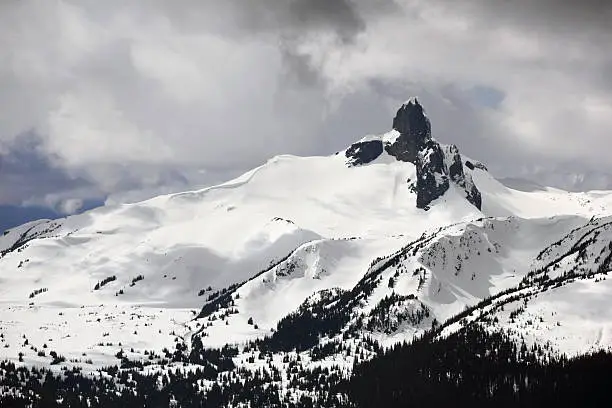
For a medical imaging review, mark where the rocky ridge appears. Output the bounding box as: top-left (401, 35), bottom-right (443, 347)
top-left (345, 98), bottom-right (482, 210)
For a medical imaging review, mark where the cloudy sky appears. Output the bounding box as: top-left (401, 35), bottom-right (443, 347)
top-left (1, 0), bottom-right (612, 218)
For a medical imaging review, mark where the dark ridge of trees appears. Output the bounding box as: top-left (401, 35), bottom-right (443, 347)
top-left (94, 275), bottom-right (116, 290)
top-left (0, 358), bottom-right (345, 408)
top-left (28, 287), bottom-right (48, 298)
top-left (130, 274), bottom-right (144, 286)
top-left (348, 324), bottom-right (612, 408)
top-left (3, 325), bottom-right (612, 408)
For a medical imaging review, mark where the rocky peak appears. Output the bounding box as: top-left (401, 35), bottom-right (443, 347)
top-left (386, 98), bottom-right (432, 163)
top-left (345, 98), bottom-right (484, 211)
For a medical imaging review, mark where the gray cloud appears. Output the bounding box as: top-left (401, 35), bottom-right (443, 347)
top-left (0, 133), bottom-right (91, 204)
top-left (285, 0), bottom-right (366, 41)
top-left (453, 0), bottom-right (612, 34)
top-left (0, 132), bottom-right (109, 214)
top-left (192, 0), bottom-right (388, 38)
top-left (1, 0), bottom-right (612, 209)
top-left (143, 0), bottom-right (398, 86)
top-left (222, 0), bottom-right (398, 87)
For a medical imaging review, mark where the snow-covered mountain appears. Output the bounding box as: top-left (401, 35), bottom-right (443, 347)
top-left (2, 99), bottom-right (612, 406)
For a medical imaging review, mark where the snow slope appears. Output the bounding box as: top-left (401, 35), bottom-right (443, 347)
top-left (472, 167), bottom-right (612, 218)
top-left (1, 102), bottom-right (612, 371)
top-left (0, 147), bottom-right (477, 367)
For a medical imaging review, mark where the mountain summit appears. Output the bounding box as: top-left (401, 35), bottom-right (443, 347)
top-left (386, 97), bottom-right (431, 163)
top-left (346, 98), bottom-right (482, 210)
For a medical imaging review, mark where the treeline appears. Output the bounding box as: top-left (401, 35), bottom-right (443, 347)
top-left (3, 323), bottom-right (612, 407)
top-left (28, 287), bottom-right (48, 298)
top-left (347, 324), bottom-right (612, 408)
top-left (0, 359), bottom-right (343, 408)
top-left (94, 275), bottom-right (116, 290)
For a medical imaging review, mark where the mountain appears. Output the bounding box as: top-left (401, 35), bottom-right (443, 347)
top-left (2, 98), bottom-right (612, 407)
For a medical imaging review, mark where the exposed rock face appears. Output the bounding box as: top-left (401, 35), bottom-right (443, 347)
top-left (345, 140), bottom-right (383, 166)
top-left (385, 98), bottom-right (431, 163)
top-left (464, 160), bottom-right (488, 172)
top-left (446, 145), bottom-right (464, 181)
top-left (416, 140), bottom-right (450, 209)
top-left (444, 145), bottom-right (482, 210)
top-left (472, 161), bottom-right (488, 171)
top-left (385, 98), bottom-right (482, 210)
top-left (344, 97), bottom-right (483, 210)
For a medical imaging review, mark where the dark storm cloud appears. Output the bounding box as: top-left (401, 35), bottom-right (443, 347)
top-left (224, 0), bottom-right (612, 89)
top-left (210, 0), bottom-right (611, 41)
top-left (232, 0), bottom-right (386, 38)
top-left (0, 132), bottom-right (228, 211)
top-left (283, 0), bottom-right (393, 43)
top-left (277, 0), bottom-right (366, 86)
top-left (456, 0), bottom-right (612, 33)
top-left (254, 0), bottom-right (397, 88)
top-left (139, 0), bottom-right (377, 40)
top-left (0, 133), bottom-right (94, 205)
top-left (213, 0), bottom-right (399, 86)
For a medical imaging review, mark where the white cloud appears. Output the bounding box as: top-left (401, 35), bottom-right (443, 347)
top-left (57, 198), bottom-right (83, 215)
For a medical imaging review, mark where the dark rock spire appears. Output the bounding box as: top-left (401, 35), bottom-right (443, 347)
top-left (385, 98), bottom-right (431, 163)
top-left (386, 97), bottom-right (483, 210)
top-left (345, 97), bottom-right (484, 211)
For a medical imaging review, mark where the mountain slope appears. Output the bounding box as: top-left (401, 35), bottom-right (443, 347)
top-left (1, 98), bottom-right (612, 400)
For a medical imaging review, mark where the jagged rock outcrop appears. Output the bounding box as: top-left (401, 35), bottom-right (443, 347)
top-left (385, 98), bottom-right (431, 163)
top-left (380, 98), bottom-right (485, 210)
top-left (416, 140), bottom-right (450, 209)
top-left (345, 140), bottom-right (383, 166)
top-left (444, 145), bottom-right (482, 210)
top-left (344, 97), bottom-right (483, 210)
top-left (465, 160), bottom-right (488, 171)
